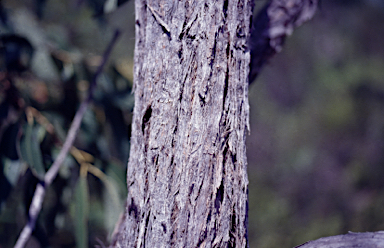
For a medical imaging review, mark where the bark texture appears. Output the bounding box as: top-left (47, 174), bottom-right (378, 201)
top-left (110, 0), bottom-right (319, 247)
top-left (112, 0), bottom-right (253, 247)
top-left (295, 231), bottom-right (384, 248)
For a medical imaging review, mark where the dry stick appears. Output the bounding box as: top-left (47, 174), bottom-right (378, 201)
top-left (14, 29), bottom-right (121, 248)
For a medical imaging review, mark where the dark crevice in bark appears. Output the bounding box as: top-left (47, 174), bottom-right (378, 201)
top-left (146, 4), bottom-right (171, 38)
top-left (215, 180), bottom-right (224, 213)
top-left (179, 20), bottom-right (187, 40)
top-left (155, 164), bottom-right (159, 175)
top-left (152, 154), bottom-right (158, 165)
top-left (143, 211), bottom-right (151, 246)
top-left (168, 158), bottom-right (175, 196)
top-left (196, 178), bottom-right (204, 202)
top-left (222, 143), bottom-right (229, 170)
top-left (144, 173), bottom-right (149, 202)
top-left (180, 13), bottom-right (198, 40)
top-left (186, 33), bottom-right (196, 43)
top-left (223, 0), bottom-right (229, 19)
top-left (231, 152), bottom-right (237, 164)
top-left (161, 223), bottom-right (167, 233)
top-left (162, 26), bottom-right (171, 38)
top-left (170, 230), bottom-right (175, 246)
top-left (198, 93), bottom-right (206, 107)
top-left (128, 198), bottom-right (139, 220)
top-left (229, 208), bottom-right (237, 248)
top-left (169, 155), bottom-right (174, 169)
top-left (141, 104), bottom-right (152, 135)
top-left (207, 209), bottom-right (212, 223)
top-left (178, 80), bottom-right (184, 102)
top-left (232, 156), bottom-right (237, 171)
top-left (189, 183), bottom-right (194, 195)
top-left (223, 62), bottom-right (229, 107)
top-left (177, 49), bottom-right (182, 59)
top-left (210, 34), bottom-right (217, 69)
top-left (171, 118), bottom-right (178, 147)
top-left (197, 227), bottom-right (208, 247)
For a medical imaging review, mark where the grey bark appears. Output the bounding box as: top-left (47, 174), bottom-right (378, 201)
top-left (110, 0), bottom-right (318, 247)
top-left (113, 0), bottom-right (253, 247)
top-left (294, 231), bottom-right (384, 248)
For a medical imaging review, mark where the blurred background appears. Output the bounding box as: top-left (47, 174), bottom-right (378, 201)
top-left (0, 0), bottom-right (384, 247)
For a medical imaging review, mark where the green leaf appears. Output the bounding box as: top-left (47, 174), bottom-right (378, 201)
top-left (103, 176), bottom-right (124, 234)
top-left (20, 123), bottom-right (46, 179)
top-left (106, 161), bottom-right (127, 196)
top-left (74, 176), bottom-right (89, 248)
top-left (3, 158), bottom-right (24, 186)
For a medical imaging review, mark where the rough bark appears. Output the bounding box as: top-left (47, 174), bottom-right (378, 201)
top-left (112, 0), bottom-right (253, 247)
top-left (110, 0), bottom-right (319, 247)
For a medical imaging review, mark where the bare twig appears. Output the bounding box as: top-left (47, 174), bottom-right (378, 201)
top-left (14, 29), bottom-right (121, 248)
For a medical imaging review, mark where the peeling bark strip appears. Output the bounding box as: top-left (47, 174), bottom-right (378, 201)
top-left (113, 0), bottom-right (253, 247)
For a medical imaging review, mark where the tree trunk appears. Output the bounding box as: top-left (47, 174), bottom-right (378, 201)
top-left (112, 0), bottom-right (253, 247)
top-left (110, 0), bottom-right (319, 247)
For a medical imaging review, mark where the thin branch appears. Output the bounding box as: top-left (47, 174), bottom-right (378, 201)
top-left (248, 0), bottom-right (318, 83)
top-left (295, 231), bottom-right (384, 248)
top-left (14, 29), bottom-right (121, 248)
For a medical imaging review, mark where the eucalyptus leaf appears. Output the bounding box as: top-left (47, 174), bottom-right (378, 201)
top-left (20, 123), bottom-right (45, 179)
top-left (3, 158), bottom-right (24, 186)
top-left (103, 176), bottom-right (123, 234)
top-left (74, 176), bottom-right (89, 248)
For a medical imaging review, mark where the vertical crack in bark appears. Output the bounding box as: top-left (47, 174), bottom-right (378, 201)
top-left (209, 34), bottom-right (218, 77)
top-left (179, 20), bottom-right (187, 40)
top-left (214, 180), bottom-right (225, 213)
top-left (143, 210), bottom-right (151, 247)
top-left (231, 151), bottom-right (237, 170)
top-left (223, 64), bottom-right (229, 108)
top-left (229, 207), bottom-right (237, 248)
top-left (128, 198), bottom-right (139, 220)
top-left (223, 0), bottom-right (229, 19)
top-left (141, 104), bottom-right (152, 135)
top-left (152, 154), bottom-right (159, 165)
